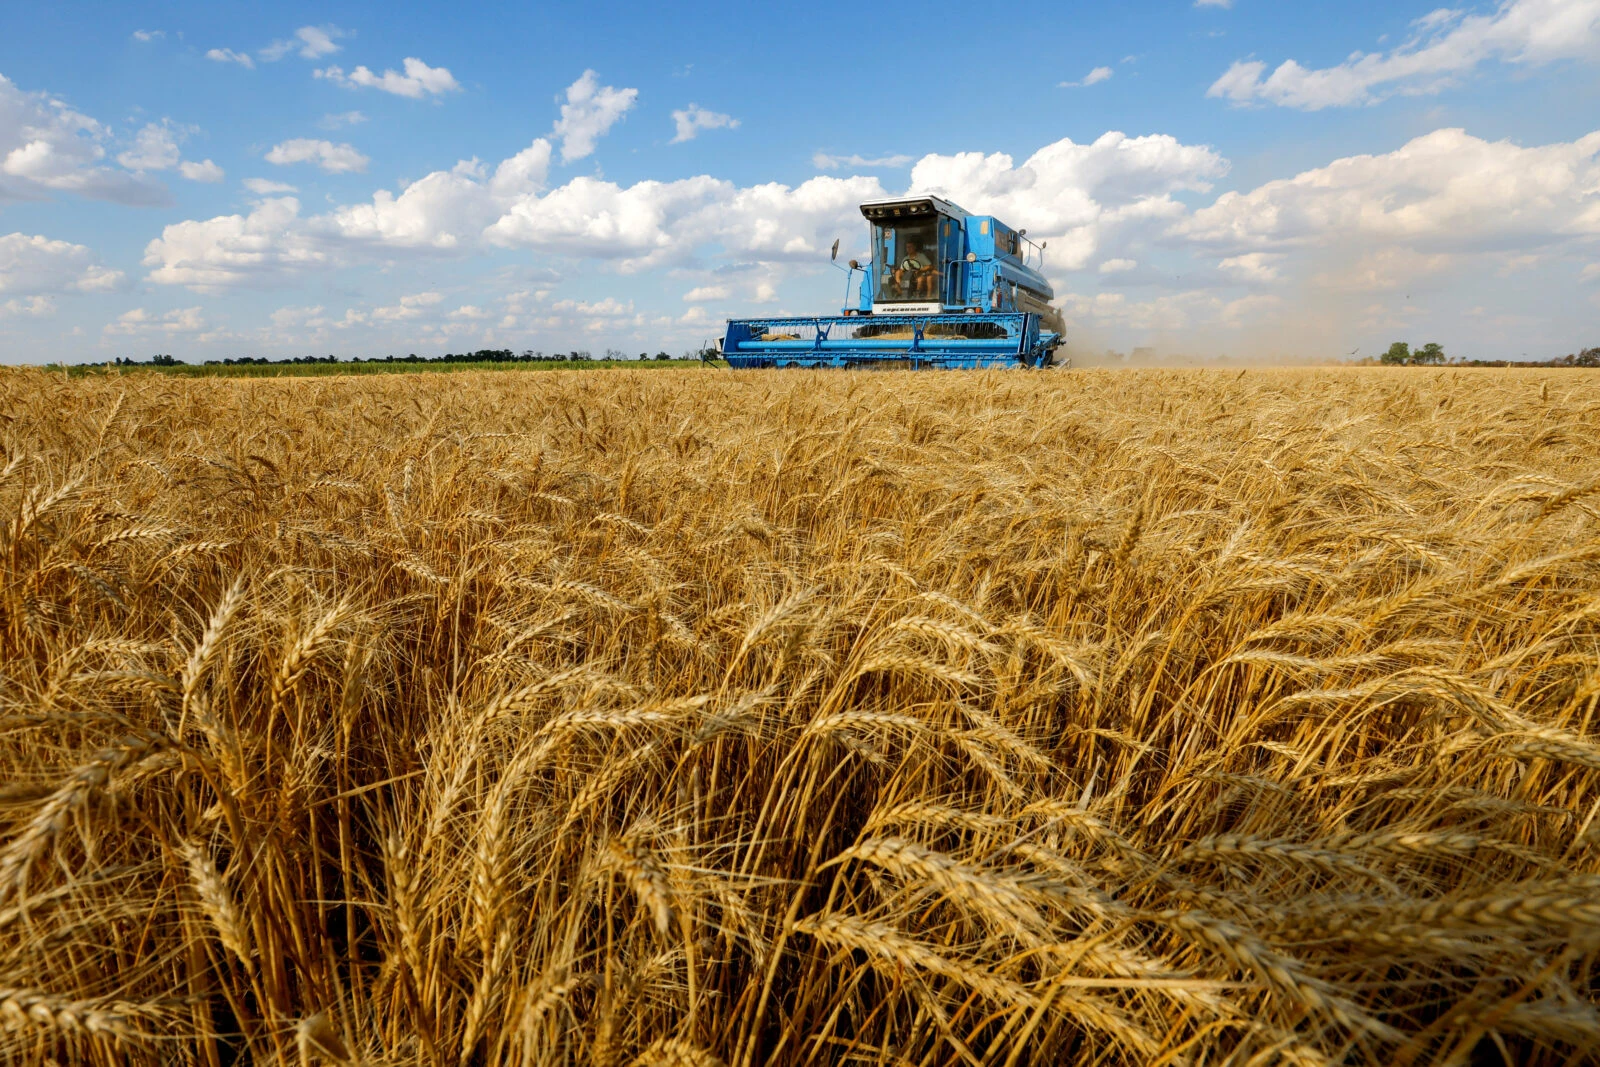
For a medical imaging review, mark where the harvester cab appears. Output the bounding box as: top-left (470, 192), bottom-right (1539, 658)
top-left (721, 196), bottom-right (1065, 369)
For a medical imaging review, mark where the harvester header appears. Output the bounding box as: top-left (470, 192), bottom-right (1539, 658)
top-left (721, 196), bottom-right (1065, 369)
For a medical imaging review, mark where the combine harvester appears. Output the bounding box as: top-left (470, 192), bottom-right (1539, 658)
top-left (721, 196), bottom-right (1065, 369)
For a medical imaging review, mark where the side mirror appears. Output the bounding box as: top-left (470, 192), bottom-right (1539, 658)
top-left (1018, 228), bottom-right (1027, 237)
top-left (831, 239), bottom-right (840, 262)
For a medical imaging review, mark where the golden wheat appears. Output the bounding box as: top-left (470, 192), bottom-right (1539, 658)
top-left (2, 365), bottom-right (1599, 1064)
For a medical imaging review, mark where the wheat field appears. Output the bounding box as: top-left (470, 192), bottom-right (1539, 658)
top-left (3, 366), bottom-right (1600, 1065)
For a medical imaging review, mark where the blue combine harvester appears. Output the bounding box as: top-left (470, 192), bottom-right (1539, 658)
top-left (721, 196), bottom-right (1065, 369)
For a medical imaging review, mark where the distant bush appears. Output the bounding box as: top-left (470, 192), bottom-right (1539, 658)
top-left (113, 354), bottom-right (186, 367)
top-left (1381, 341), bottom-right (1445, 366)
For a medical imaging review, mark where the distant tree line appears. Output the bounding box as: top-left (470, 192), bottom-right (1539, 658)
top-left (1372, 342), bottom-right (1600, 368)
top-left (1553, 348), bottom-right (1600, 367)
top-left (108, 347), bottom-right (720, 368)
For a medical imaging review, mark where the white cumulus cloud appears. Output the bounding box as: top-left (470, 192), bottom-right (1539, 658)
top-left (683, 285), bottom-right (730, 302)
top-left (265, 138), bottom-right (370, 173)
top-left (909, 132), bottom-right (1229, 270)
top-left (1218, 252), bottom-right (1283, 283)
top-left (372, 291), bottom-right (445, 321)
top-left (116, 122), bottom-right (183, 172)
top-left (180, 159), bottom-right (225, 182)
top-left (1, 295), bottom-right (56, 317)
top-left (671, 105), bottom-right (738, 143)
top-left (0, 77), bottom-right (170, 205)
top-left (104, 306), bottom-right (208, 337)
top-left (552, 70), bottom-right (638, 162)
top-left (1175, 128), bottom-right (1600, 256)
top-left (144, 142), bottom-right (556, 289)
top-left (138, 129), bottom-right (1235, 293)
top-left (316, 57), bottom-right (461, 99)
top-left (0, 232), bottom-right (124, 295)
top-left (142, 197), bottom-right (333, 290)
top-left (1209, 0), bottom-right (1600, 109)
top-left (330, 147), bottom-right (553, 249)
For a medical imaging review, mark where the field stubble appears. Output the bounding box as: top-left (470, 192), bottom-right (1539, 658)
top-left (2, 366), bottom-right (1600, 1065)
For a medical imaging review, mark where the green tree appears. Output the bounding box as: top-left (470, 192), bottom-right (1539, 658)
top-left (1414, 342), bottom-right (1445, 365)
top-left (1381, 342), bottom-right (1411, 365)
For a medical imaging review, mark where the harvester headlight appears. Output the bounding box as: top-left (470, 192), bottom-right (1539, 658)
top-left (966, 253), bottom-right (976, 262)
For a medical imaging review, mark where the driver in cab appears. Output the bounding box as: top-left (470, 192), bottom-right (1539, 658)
top-left (894, 240), bottom-right (938, 299)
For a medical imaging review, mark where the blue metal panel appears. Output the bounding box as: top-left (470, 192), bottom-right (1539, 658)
top-left (969, 217), bottom-right (995, 260)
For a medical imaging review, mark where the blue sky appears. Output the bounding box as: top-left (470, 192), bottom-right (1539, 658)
top-left (1, 0), bottom-right (1597, 362)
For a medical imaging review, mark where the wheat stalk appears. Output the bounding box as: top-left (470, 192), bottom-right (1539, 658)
top-left (1, 367), bottom-right (1598, 1064)
top-left (607, 837), bottom-right (674, 938)
top-left (180, 840), bottom-right (253, 972)
top-left (0, 986), bottom-right (143, 1039)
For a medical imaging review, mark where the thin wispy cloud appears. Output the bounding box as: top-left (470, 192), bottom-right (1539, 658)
top-left (261, 25), bottom-right (348, 62)
top-left (243, 178), bottom-right (297, 195)
top-left (811, 152), bottom-right (914, 169)
top-left (206, 48), bottom-right (254, 69)
top-left (1060, 66), bottom-right (1114, 88)
top-left (670, 105), bottom-right (738, 143)
top-left (318, 111), bottom-right (367, 130)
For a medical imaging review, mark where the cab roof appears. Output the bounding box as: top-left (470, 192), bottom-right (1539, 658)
top-left (859, 196), bottom-right (972, 221)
